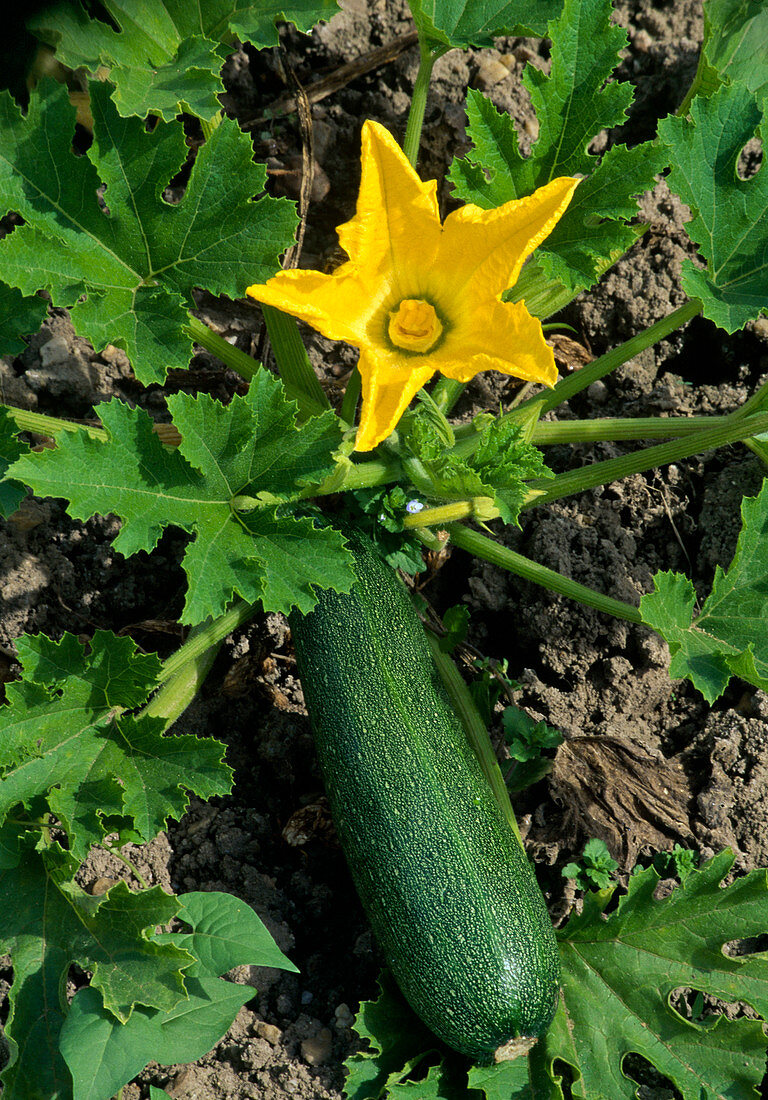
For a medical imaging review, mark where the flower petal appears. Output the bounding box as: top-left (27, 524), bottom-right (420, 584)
top-left (438, 176), bottom-right (580, 299)
top-left (336, 121), bottom-right (443, 297)
top-left (354, 348), bottom-right (435, 452)
top-left (429, 297), bottom-right (558, 387)
top-left (246, 267), bottom-right (373, 345)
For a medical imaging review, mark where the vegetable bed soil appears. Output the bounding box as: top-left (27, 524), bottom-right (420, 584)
top-left (2, 1), bottom-right (768, 1098)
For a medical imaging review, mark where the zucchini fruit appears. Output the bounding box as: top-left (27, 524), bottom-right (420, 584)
top-left (290, 530), bottom-right (559, 1062)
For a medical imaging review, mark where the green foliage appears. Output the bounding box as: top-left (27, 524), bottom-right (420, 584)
top-left (351, 485), bottom-right (428, 574)
top-left (405, 415), bottom-right (553, 527)
top-left (0, 79), bottom-right (297, 383)
top-left (60, 892), bottom-right (297, 1100)
top-left (344, 971), bottom-right (440, 1100)
top-left (0, 283), bottom-right (46, 357)
top-left (0, 631), bottom-right (231, 858)
top-left (468, 655), bottom-right (519, 728)
top-left (0, 407), bottom-right (27, 518)
top-left (695, 0), bottom-right (768, 109)
top-left (29, 0), bottom-right (342, 121)
top-left (640, 478), bottom-right (768, 703)
top-left (502, 708), bottom-right (562, 762)
top-left (0, 842), bottom-right (192, 1097)
top-left (9, 375), bottom-right (354, 624)
top-left (407, 0), bottom-right (563, 48)
top-left (658, 84), bottom-right (768, 332)
top-left (437, 604), bottom-right (471, 653)
top-left (345, 853), bottom-right (768, 1099)
top-left (552, 850), bottom-right (768, 1099)
top-left (561, 838), bottom-right (618, 891)
top-left (502, 708), bottom-right (563, 792)
top-left (651, 844), bottom-right (700, 884)
top-left (448, 0), bottom-right (667, 298)
top-left (0, 629), bottom-right (297, 1099)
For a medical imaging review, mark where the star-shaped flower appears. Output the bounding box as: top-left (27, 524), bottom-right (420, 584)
top-left (246, 121), bottom-right (579, 451)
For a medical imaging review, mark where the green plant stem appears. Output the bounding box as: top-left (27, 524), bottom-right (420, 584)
top-left (425, 630), bottom-right (522, 844)
top-left (340, 365), bottom-right (361, 424)
top-left (155, 600), bottom-right (257, 691)
top-left (526, 410), bottom-right (768, 509)
top-left (184, 315), bottom-right (330, 420)
top-left (1, 403), bottom-right (107, 441)
top-left (431, 376), bottom-right (465, 414)
top-left (403, 500), bottom-right (475, 527)
top-left (103, 844), bottom-right (150, 890)
top-left (520, 298), bottom-right (703, 417)
top-left (531, 414), bottom-right (727, 445)
top-left (447, 523), bottom-right (643, 624)
top-left (402, 37), bottom-right (447, 166)
top-left (260, 302), bottom-right (331, 412)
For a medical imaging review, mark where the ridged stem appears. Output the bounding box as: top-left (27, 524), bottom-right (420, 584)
top-left (426, 630), bottom-right (523, 843)
top-left (446, 524), bottom-right (643, 624)
top-left (526, 410), bottom-right (768, 509)
top-left (260, 303), bottom-right (331, 412)
top-left (184, 315), bottom-right (330, 420)
top-left (0, 403), bottom-right (106, 440)
top-left (402, 37), bottom-right (446, 166)
top-left (522, 298), bottom-right (703, 417)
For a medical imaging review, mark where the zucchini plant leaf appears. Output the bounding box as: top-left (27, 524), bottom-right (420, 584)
top-left (344, 971), bottom-right (438, 1100)
top-left (29, 0), bottom-right (341, 121)
top-left (547, 850), bottom-right (768, 1099)
top-left (0, 406), bottom-right (28, 518)
top-left (695, 0), bottom-right (768, 108)
top-left (346, 853), bottom-right (768, 1100)
top-left (639, 477), bottom-right (768, 703)
top-left (0, 630), bottom-right (232, 858)
top-left (0, 842), bottom-right (193, 1098)
top-left (407, 0), bottom-right (563, 48)
top-left (658, 83), bottom-right (768, 332)
top-left (60, 890), bottom-right (298, 1100)
top-left (0, 79), bottom-right (297, 384)
top-left (0, 282), bottom-right (47, 356)
top-left (8, 373), bottom-right (353, 624)
top-left (448, 0), bottom-right (667, 298)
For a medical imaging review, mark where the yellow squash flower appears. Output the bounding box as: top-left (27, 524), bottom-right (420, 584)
top-left (246, 121), bottom-right (579, 451)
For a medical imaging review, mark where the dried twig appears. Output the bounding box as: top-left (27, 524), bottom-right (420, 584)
top-left (242, 31), bottom-right (419, 130)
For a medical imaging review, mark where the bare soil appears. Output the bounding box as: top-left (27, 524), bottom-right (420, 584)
top-left (2, 1), bottom-right (768, 1097)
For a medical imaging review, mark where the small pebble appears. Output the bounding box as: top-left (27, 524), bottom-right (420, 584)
top-left (474, 57), bottom-right (511, 89)
top-left (301, 1028), bottom-right (333, 1066)
top-left (587, 380), bottom-right (608, 404)
top-left (334, 1003), bottom-right (354, 1029)
top-left (255, 1021), bottom-right (282, 1046)
top-left (39, 335), bottom-right (71, 368)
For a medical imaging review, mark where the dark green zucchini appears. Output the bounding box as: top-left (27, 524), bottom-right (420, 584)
top-left (290, 529), bottom-right (559, 1062)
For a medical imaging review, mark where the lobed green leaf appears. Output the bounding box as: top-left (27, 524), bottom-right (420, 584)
top-left (29, 0), bottom-right (342, 121)
top-left (408, 0), bottom-right (563, 48)
top-left (0, 630), bottom-right (231, 857)
top-left (0, 283), bottom-right (47, 357)
top-left (8, 375), bottom-right (354, 624)
top-left (640, 477), bottom-right (768, 702)
top-left (658, 83), bottom-right (768, 332)
top-left (448, 0), bottom-right (667, 298)
top-left (0, 79), bottom-right (297, 382)
top-left (0, 843), bottom-right (192, 1096)
top-left (60, 890), bottom-right (298, 1100)
top-left (696, 0), bottom-right (768, 109)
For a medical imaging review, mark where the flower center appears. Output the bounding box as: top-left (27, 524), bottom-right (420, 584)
top-left (388, 299), bottom-right (443, 352)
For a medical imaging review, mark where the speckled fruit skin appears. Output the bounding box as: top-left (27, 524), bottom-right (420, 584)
top-left (290, 530), bottom-right (560, 1062)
